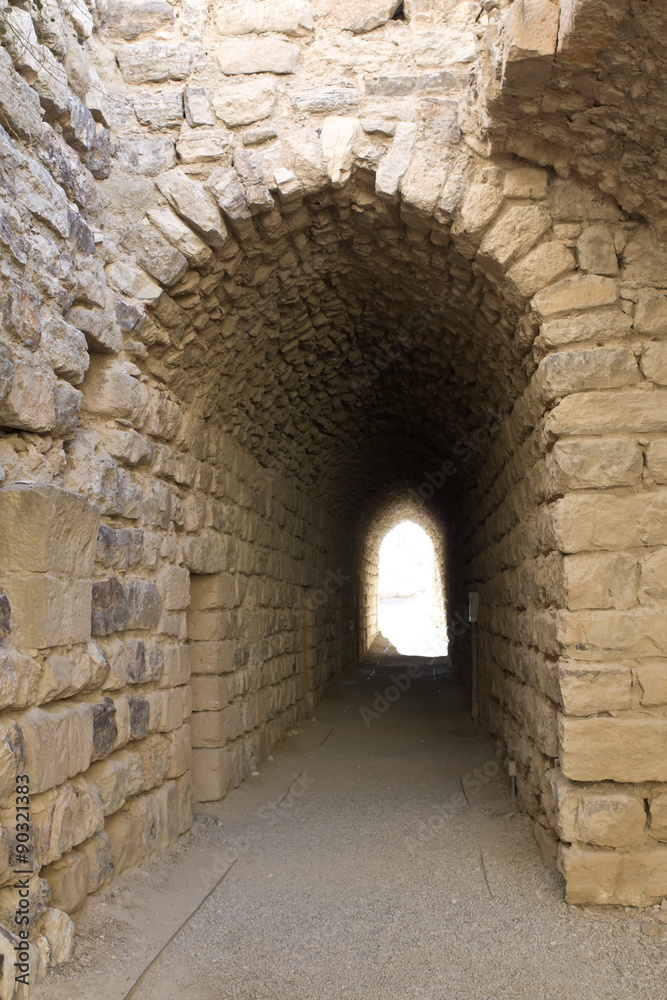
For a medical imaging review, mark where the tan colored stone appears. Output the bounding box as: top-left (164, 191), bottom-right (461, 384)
top-left (503, 167), bottom-right (548, 200)
top-left (533, 274), bottom-right (618, 318)
top-left (321, 116), bottom-right (359, 188)
top-left (557, 661), bottom-right (632, 716)
top-left (217, 37), bottom-right (300, 75)
top-left (547, 387), bottom-right (667, 437)
top-left (147, 207), bottom-right (213, 268)
top-left (552, 492), bottom-right (667, 552)
top-left (577, 224), bottom-right (618, 275)
top-left (539, 346), bottom-right (638, 399)
top-left (453, 182), bottom-right (504, 238)
top-left (39, 906), bottom-right (75, 965)
top-left (641, 342), bottom-right (667, 385)
top-left (190, 640), bottom-right (237, 675)
top-left (634, 289), bottom-right (667, 335)
top-left (547, 769), bottom-right (646, 847)
top-left (212, 78), bottom-right (277, 127)
top-left (156, 169), bottom-right (228, 248)
top-left (539, 308), bottom-right (632, 348)
top-left (214, 0), bottom-right (313, 36)
top-left (479, 204), bottom-right (551, 269)
top-left (507, 241), bottom-right (575, 297)
top-left (560, 715), bottom-right (667, 782)
top-left (635, 663), bottom-right (667, 708)
top-left (646, 440), bottom-right (667, 483)
top-left (559, 843), bottom-right (667, 906)
top-left (31, 778), bottom-right (104, 865)
top-left (502, 0), bottom-right (560, 94)
top-left (558, 0), bottom-right (626, 68)
top-left (191, 675), bottom-right (235, 712)
top-left (158, 566), bottom-right (190, 611)
top-left (650, 791), bottom-right (667, 841)
top-left (562, 551), bottom-right (637, 610)
top-left (192, 747), bottom-right (231, 801)
top-left (549, 439), bottom-right (642, 491)
top-left (42, 850), bottom-right (89, 912)
top-left (191, 703), bottom-right (243, 748)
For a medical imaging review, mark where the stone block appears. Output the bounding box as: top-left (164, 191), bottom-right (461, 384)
top-left (184, 86), bottom-right (215, 126)
top-left (187, 610), bottom-right (237, 642)
top-left (217, 37), bottom-right (300, 75)
top-left (192, 747), bottom-right (231, 801)
top-left (503, 168), bottom-right (548, 200)
top-left (212, 77), bottom-right (277, 127)
top-left (539, 346), bottom-right (637, 399)
top-left (547, 387), bottom-right (667, 437)
top-left (31, 777), bottom-right (104, 865)
top-left (559, 608), bottom-right (667, 657)
top-left (133, 91), bottom-right (183, 130)
top-left (376, 122), bottom-right (418, 198)
top-left (117, 42), bottom-right (197, 84)
top-left (77, 831), bottom-right (114, 892)
top-left (191, 704), bottom-right (243, 748)
top-left (183, 532), bottom-right (227, 574)
top-left (189, 573), bottom-right (237, 611)
top-left (91, 577), bottom-right (129, 636)
top-left (42, 851), bottom-right (89, 913)
top-left (0, 355), bottom-right (58, 432)
top-left (557, 661), bottom-right (632, 716)
top-left (577, 224), bottom-right (618, 275)
top-left (189, 640), bottom-right (237, 675)
top-left (549, 438), bottom-right (642, 491)
top-left (557, 0), bottom-right (626, 68)
top-left (120, 223), bottom-right (188, 288)
top-left (640, 549), bottom-right (667, 601)
top-left (561, 551), bottom-right (637, 610)
top-left (559, 844), bottom-right (667, 906)
top-left (533, 274), bottom-right (618, 317)
top-left (0, 483), bottom-right (97, 578)
top-left (634, 289), bottom-right (667, 336)
top-left (39, 906), bottom-right (75, 965)
top-left (157, 169), bottom-right (228, 248)
top-left (641, 342), bottom-right (667, 386)
top-left (560, 715), bottom-right (667, 781)
top-left (102, 0), bottom-right (175, 39)
top-left (166, 723), bottom-right (191, 778)
top-left (19, 702), bottom-right (93, 794)
top-left (292, 86), bottom-right (360, 115)
top-left (81, 357), bottom-right (150, 425)
top-left (117, 137), bottom-right (177, 176)
top-left (146, 687), bottom-right (189, 733)
top-left (646, 440), bottom-right (667, 483)
top-left (104, 791), bottom-right (161, 876)
top-left (650, 791), bottom-right (667, 841)
top-left (502, 0), bottom-right (560, 94)
top-left (539, 307), bottom-right (632, 348)
top-left (506, 241), bottom-right (575, 297)
top-left (86, 749), bottom-right (143, 816)
top-left (635, 663), bottom-right (667, 708)
top-left (547, 769), bottom-right (646, 848)
top-left (147, 207), bottom-right (213, 268)
top-left (126, 580), bottom-right (162, 630)
top-left (479, 205), bottom-right (551, 270)
top-left (191, 675), bottom-right (235, 712)
top-left (413, 28), bottom-right (477, 67)
top-left (321, 116), bottom-right (359, 189)
top-left (215, 0), bottom-right (313, 35)
top-left (158, 566), bottom-right (191, 611)
top-left (552, 492), bottom-right (667, 551)
top-left (176, 126), bottom-right (234, 164)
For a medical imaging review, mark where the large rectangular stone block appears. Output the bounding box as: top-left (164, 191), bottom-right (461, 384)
top-left (192, 747), bottom-right (231, 802)
top-left (19, 702), bottom-right (94, 793)
top-left (189, 640), bottom-right (237, 675)
top-left (190, 704), bottom-right (243, 748)
top-left (559, 844), bottom-right (667, 906)
top-left (560, 715), bottom-right (667, 781)
top-left (557, 661), bottom-right (632, 716)
top-left (552, 492), bottom-right (667, 552)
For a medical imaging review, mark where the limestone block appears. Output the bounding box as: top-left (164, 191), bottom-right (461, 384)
top-left (452, 182), bottom-right (504, 238)
top-left (31, 778), bottom-right (104, 865)
top-left (40, 314), bottom-right (90, 385)
top-left (102, 0), bottom-right (175, 39)
top-left (640, 342), bottom-right (667, 386)
top-left (502, 0), bottom-right (559, 94)
top-left (81, 357), bottom-right (150, 425)
top-left (503, 168), bottom-right (548, 200)
top-left (539, 346), bottom-right (637, 400)
top-left (42, 850), bottom-right (89, 912)
top-left (547, 387), bottom-right (667, 437)
top-left (86, 750), bottom-right (143, 816)
top-left (650, 791), bottom-right (667, 841)
top-left (577, 224), bottom-right (618, 275)
top-left (557, 0), bottom-right (627, 67)
top-left (634, 289), bottom-right (667, 336)
top-left (640, 549), bottom-right (667, 601)
top-left (189, 640), bottom-right (237, 675)
top-left (158, 566), bottom-right (191, 611)
top-left (559, 843), bottom-right (667, 906)
top-left (413, 29), bottom-right (477, 67)
top-left (176, 126), bottom-right (234, 164)
top-left (539, 308), bottom-right (631, 348)
top-left (549, 438), bottom-right (642, 491)
top-left (146, 687), bottom-right (189, 732)
top-left (559, 608), bottom-right (667, 657)
top-left (66, 302), bottom-right (123, 355)
top-left (0, 874), bottom-right (50, 928)
top-left (39, 906), bottom-right (75, 965)
top-left (561, 551), bottom-right (637, 610)
top-left (191, 703), bottom-right (243, 747)
top-left (321, 117), bottom-right (359, 188)
top-left (104, 791), bottom-right (161, 875)
top-left (157, 169), bottom-right (228, 248)
top-left (547, 769), bottom-right (646, 847)
top-left (479, 204), bottom-right (551, 270)
top-left (506, 241), bottom-right (575, 297)
top-left (134, 91), bottom-right (184, 130)
top-left (635, 663), bottom-right (667, 708)
top-left (292, 85), bottom-right (360, 115)
top-left (191, 675), bottom-right (235, 712)
top-left (0, 356), bottom-right (57, 432)
top-left (192, 747), bottom-right (231, 801)
top-left (217, 37), bottom-right (300, 75)
top-left (183, 532), bottom-right (227, 573)
top-left (117, 138), bottom-right (177, 176)
top-left (552, 492), bottom-right (667, 552)
top-left (120, 223), bottom-right (188, 288)
top-left (184, 86), bottom-right (215, 126)
top-left (189, 573), bottom-right (237, 610)
top-left (147, 207), bottom-right (213, 268)
top-left (166, 723), bottom-right (191, 778)
top-left (126, 580), bottom-right (162, 630)
top-left (557, 661), bottom-right (632, 716)
top-left (212, 78), bottom-right (277, 127)
top-left (560, 715), bottom-right (667, 782)
top-left (646, 440), bottom-right (667, 483)
top-left (532, 274), bottom-right (618, 318)
top-left (339, 0), bottom-right (401, 33)
top-left (117, 43), bottom-right (197, 84)
top-left (376, 122), bottom-right (418, 198)
top-left (214, 0), bottom-right (313, 35)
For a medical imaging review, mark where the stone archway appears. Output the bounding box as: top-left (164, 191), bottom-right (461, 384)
top-left (0, 0), bottom-right (667, 983)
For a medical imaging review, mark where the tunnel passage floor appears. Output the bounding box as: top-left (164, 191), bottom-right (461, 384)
top-left (40, 647), bottom-right (666, 1000)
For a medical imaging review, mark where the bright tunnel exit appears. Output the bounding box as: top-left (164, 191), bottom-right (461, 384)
top-left (377, 520), bottom-right (448, 657)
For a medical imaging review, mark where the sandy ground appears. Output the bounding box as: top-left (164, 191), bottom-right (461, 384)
top-left (36, 646), bottom-right (666, 1000)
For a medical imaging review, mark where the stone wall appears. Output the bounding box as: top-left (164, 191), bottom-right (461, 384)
top-left (0, 0), bottom-right (666, 988)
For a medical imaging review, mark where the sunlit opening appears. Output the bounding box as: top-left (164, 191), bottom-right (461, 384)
top-left (377, 521), bottom-right (448, 656)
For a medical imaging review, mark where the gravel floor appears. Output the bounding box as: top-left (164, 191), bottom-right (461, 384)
top-left (39, 649), bottom-right (667, 1000)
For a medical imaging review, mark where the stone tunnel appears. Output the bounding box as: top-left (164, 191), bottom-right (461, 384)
top-left (0, 0), bottom-right (666, 988)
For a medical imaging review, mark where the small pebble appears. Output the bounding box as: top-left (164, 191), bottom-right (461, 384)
top-left (640, 919), bottom-right (660, 937)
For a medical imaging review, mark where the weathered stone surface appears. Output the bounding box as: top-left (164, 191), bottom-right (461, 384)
top-left (292, 86), bottom-right (360, 114)
top-left (134, 92), bottom-right (184, 130)
top-left (81, 357), bottom-right (150, 425)
top-left (215, 0), bottom-right (313, 35)
top-left (552, 492), bottom-right (667, 551)
top-left (558, 661), bottom-right (632, 716)
top-left (39, 906), bottom-right (75, 965)
top-left (157, 169), bottom-right (228, 247)
top-left (176, 126), bottom-right (234, 164)
top-left (547, 770), bottom-right (647, 848)
top-left (147, 207), bottom-right (213, 268)
top-left (184, 87), bottom-right (215, 127)
top-left (117, 43), bottom-right (198, 84)
top-left (502, 0), bottom-right (560, 94)
top-left (507, 242), bottom-right (575, 297)
top-left (117, 138), bottom-right (177, 176)
top-left (376, 122), bottom-right (418, 198)
top-left (539, 346), bottom-right (638, 399)
top-left (102, 0), bottom-right (175, 40)
top-left (218, 37), bottom-right (299, 75)
top-left (212, 78), bottom-right (277, 127)
top-left (479, 205), bottom-right (551, 270)
top-left (533, 274), bottom-right (618, 317)
top-left (560, 716), bottom-right (667, 782)
top-left (539, 308), bottom-right (631, 348)
top-left (559, 844), bottom-right (667, 906)
top-left (321, 117), bottom-right (359, 188)
top-left (120, 223), bottom-right (188, 288)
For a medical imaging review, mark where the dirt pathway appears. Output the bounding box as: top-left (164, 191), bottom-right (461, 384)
top-left (37, 652), bottom-right (666, 1000)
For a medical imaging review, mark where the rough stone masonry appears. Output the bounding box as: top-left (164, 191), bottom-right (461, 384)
top-left (0, 0), bottom-right (666, 989)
